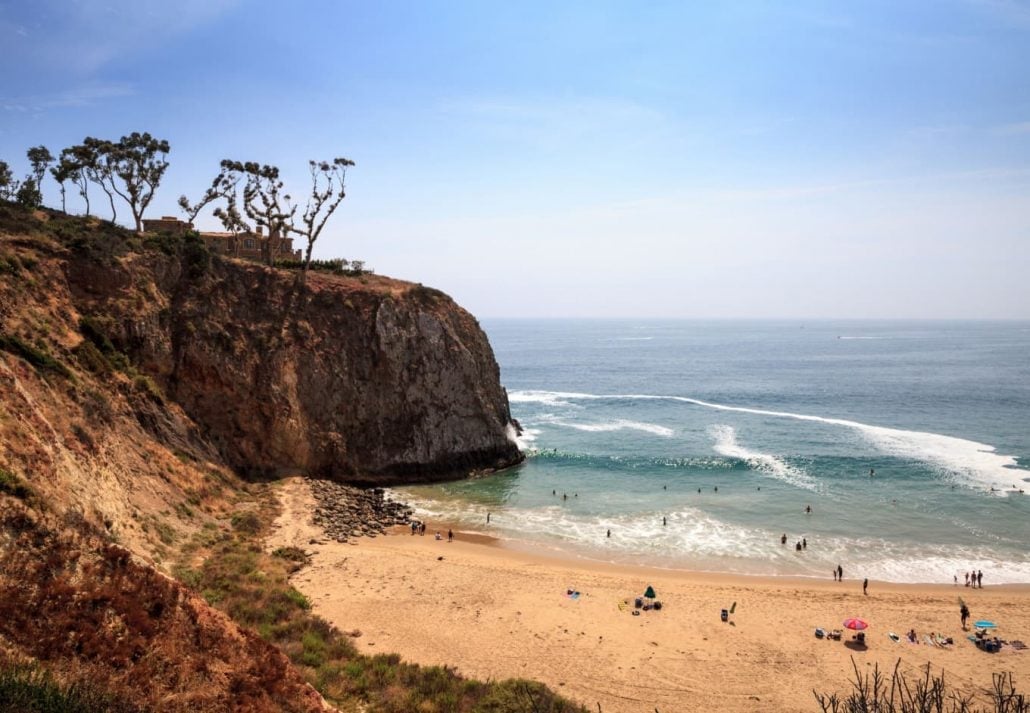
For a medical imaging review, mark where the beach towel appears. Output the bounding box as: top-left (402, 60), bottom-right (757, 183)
top-left (923, 634), bottom-right (938, 647)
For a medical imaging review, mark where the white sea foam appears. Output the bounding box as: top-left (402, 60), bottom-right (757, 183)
top-left (515, 427), bottom-right (541, 450)
top-left (614, 337), bottom-right (654, 341)
top-left (552, 419), bottom-right (674, 437)
top-left (708, 424), bottom-right (819, 491)
top-left (392, 490), bottom-right (1030, 583)
top-left (507, 390), bottom-right (1029, 493)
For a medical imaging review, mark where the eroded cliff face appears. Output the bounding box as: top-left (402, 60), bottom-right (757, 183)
top-left (64, 228), bottom-right (522, 484)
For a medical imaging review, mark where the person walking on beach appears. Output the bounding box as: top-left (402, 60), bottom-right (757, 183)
top-left (802, 537), bottom-right (807, 550)
top-left (837, 564), bottom-right (843, 582)
top-left (965, 572), bottom-right (970, 587)
top-left (961, 603), bottom-right (970, 630)
top-left (486, 512), bottom-right (491, 524)
top-left (977, 570), bottom-right (983, 588)
top-left (832, 569), bottom-right (837, 581)
top-left (863, 578), bottom-right (868, 595)
top-left (447, 529), bottom-right (453, 542)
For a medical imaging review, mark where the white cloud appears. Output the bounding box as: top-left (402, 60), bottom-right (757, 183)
top-left (0, 81), bottom-right (133, 112)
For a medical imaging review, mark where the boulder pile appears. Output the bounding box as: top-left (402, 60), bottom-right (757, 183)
top-left (310, 479), bottom-right (413, 542)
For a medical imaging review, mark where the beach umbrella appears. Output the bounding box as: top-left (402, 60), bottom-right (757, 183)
top-left (974, 620), bottom-right (997, 629)
top-left (644, 585), bottom-right (656, 604)
top-left (843, 617), bottom-right (868, 631)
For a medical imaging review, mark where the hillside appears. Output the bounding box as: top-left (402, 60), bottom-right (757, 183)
top-left (0, 204), bottom-right (572, 713)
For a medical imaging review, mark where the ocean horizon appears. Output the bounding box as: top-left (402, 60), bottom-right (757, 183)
top-left (394, 319), bottom-right (1030, 584)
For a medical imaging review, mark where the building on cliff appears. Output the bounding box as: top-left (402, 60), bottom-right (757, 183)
top-left (142, 216), bottom-right (302, 262)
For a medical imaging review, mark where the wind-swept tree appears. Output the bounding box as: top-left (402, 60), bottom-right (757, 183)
top-left (178, 163), bottom-right (240, 225)
top-left (212, 191), bottom-right (250, 258)
top-left (78, 138), bottom-right (117, 221)
top-left (106, 132), bottom-right (171, 232)
top-left (222, 160), bottom-right (297, 265)
top-left (0, 160), bottom-right (18, 201)
top-left (26, 146), bottom-right (53, 205)
top-left (50, 160), bottom-right (71, 213)
top-left (296, 157), bottom-right (355, 279)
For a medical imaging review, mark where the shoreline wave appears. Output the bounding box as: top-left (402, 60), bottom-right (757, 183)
top-left (509, 390), bottom-right (1029, 493)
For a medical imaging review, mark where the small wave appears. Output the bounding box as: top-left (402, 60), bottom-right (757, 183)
top-left (614, 337), bottom-right (654, 341)
top-left (708, 425), bottom-right (818, 491)
top-left (506, 390), bottom-right (1028, 493)
top-left (392, 491), bottom-right (1030, 583)
top-left (551, 419), bottom-right (674, 437)
top-left (837, 336), bottom-right (885, 340)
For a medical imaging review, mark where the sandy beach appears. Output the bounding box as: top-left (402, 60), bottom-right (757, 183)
top-left (269, 478), bottom-right (1030, 712)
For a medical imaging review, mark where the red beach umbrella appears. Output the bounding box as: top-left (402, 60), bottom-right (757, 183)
top-left (843, 617), bottom-right (868, 631)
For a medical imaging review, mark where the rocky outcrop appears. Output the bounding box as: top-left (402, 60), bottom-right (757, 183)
top-left (310, 479), bottom-right (412, 542)
top-left (61, 226), bottom-right (523, 485)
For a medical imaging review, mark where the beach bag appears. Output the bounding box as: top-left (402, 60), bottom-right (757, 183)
top-left (634, 597), bottom-right (643, 609)
top-left (653, 601), bottom-right (662, 611)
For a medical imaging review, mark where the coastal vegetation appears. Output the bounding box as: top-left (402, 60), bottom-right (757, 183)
top-left (814, 658), bottom-right (1026, 712)
top-left (175, 489), bottom-right (587, 712)
top-left (3, 136), bottom-right (356, 275)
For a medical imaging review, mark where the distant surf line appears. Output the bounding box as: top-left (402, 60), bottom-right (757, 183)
top-left (508, 390), bottom-right (1029, 493)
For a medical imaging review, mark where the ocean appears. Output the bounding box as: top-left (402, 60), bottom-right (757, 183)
top-left (394, 320), bottom-right (1030, 584)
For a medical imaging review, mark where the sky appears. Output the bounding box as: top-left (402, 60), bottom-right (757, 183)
top-left (1, 0), bottom-right (1029, 319)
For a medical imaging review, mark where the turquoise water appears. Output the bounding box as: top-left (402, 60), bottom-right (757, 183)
top-left (395, 321), bottom-right (1030, 583)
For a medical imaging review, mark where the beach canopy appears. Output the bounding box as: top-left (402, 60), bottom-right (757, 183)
top-left (975, 620), bottom-right (997, 629)
top-left (644, 585), bottom-right (656, 600)
top-left (843, 617), bottom-right (868, 631)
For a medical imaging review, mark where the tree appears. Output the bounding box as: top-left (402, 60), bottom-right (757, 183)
top-left (212, 191), bottom-right (250, 258)
top-left (178, 164), bottom-right (240, 225)
top-left (15, 179), bottom-right (42, 209)
top-left (0, 160), bottom-right (18, 201)
top-left (26, 146), bottom-right (53, 205)
top-left (106, 132), bottom-right (171, 232)
top-left (78, 138), bottom-right (117, 222)
top-left (222, 160), bottom-right (297, 265)
top-left (296, 157), bottom-right (355, 279)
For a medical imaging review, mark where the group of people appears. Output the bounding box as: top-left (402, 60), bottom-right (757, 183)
top-left (780, 533), bottom-right (808, 551)
top-left (410, 520), bottom-right (454, 542)
top-left (964, 570), bottom-right (984, 588)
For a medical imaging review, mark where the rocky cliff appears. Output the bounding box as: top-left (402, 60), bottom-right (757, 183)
top-left (38, 210), bottom-right (522, 485)
top-left (0, 205), bottom-right (526, 710)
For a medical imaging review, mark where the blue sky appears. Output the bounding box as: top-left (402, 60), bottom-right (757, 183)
top-left (1, 0), bottom-right (1029, 318)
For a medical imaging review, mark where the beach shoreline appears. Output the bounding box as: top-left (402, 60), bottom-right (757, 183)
top-left (269, 478), bottom-right (1030, 712)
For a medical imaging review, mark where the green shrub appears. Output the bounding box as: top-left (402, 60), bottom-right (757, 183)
top-left (230, 511), bottom-right (262, 535)
top-left (0, 334), bottom-right (72, 379)
top-left (0, 662), bottom-right (142, 713)
top-left (0, 468), bottom-right (33, 501)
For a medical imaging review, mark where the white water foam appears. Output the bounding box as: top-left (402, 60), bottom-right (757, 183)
top-left (507, 390), bottom-right (1028, 493)
top-left (552, 418), bottom-right (674, 437)
top-left (708, 424), bottom-right (819, 491)
top-left (614, 337), bottom-right (654, 341)
top-left (392, 489), bottom-right (1030, 583)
